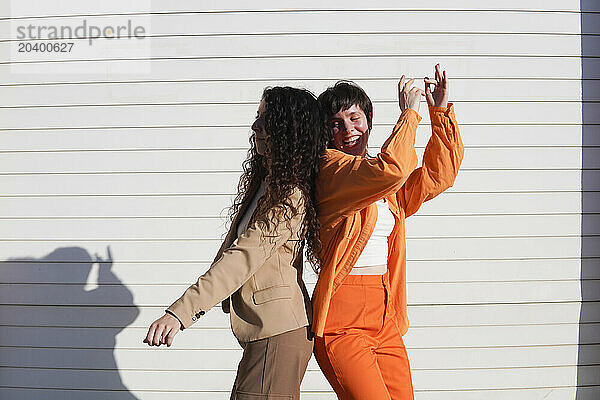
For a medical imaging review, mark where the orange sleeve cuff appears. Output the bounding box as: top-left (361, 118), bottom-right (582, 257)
top-left (399, 107), bottom-right (423, 124)
top-left (428, 102), bottom-right (455, 118)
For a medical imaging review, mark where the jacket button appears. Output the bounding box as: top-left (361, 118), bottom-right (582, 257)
top-left (199, 310), bottom-right (206, 316)
top-left (191, 316), bottom-right (197, 321)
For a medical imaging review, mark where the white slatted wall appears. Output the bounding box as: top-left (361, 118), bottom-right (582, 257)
top-left (1, 1), bottom-right (597, 399)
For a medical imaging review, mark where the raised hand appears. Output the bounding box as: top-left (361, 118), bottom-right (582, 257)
top-left (95, 246), bottom-right (113, 271)
top-left (424, 63), bottom-right (449, 108)
top-left (398, 75), bottom-right (425, 114)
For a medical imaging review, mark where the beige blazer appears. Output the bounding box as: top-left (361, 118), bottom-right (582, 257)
top-left (167, 185), bottom-right (312, 342)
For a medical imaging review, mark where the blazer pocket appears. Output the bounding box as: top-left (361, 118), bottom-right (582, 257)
top-left (252, 285), bottom-right (292, 305)
top-left (234, 391), bottom-right (292, 399)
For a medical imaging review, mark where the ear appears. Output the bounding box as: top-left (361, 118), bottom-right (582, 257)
top-left (368, 112), bottom-right (373, 131)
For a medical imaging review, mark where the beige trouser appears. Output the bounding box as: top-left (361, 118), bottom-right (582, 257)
top-left (230, 326), bottom-right (314, 400)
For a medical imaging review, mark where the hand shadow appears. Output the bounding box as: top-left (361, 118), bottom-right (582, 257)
top-left (0, 246), bottom-right (140, 399)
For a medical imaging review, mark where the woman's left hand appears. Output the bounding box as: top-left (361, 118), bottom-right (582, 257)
top-left (424, 63), bottom-right (449, 108)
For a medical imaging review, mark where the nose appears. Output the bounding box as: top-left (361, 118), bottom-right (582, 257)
top-left (252, 117), bottom-right (262, 133)
top-left (343, 119), bottom-right (354, 133)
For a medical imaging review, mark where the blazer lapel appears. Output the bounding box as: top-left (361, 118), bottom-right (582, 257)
top-left (217, 182), bottom-right (260, 314)
top-left (216, 182), bottom-right (260, 258)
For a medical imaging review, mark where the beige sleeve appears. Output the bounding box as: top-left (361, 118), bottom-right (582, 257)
top-left (167, 187), bottom-right (305, 329)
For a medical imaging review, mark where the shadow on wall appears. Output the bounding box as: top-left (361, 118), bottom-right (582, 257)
top-left (0, 246), bottom-right (140, 399)
top-left (578, 1), bottom-right (600, 399)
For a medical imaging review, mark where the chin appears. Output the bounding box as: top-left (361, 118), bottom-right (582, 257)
top-left (336, 141), bottom-right (367, 156)
top-left (357, 143), bottom-right (368, 155)
top-left (335, 147), bottom-right (361, 156)
top-left (335, 133), bottom-right (368, 156)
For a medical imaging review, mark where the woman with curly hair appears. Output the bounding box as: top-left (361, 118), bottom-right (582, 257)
top-left (143, 86), bottom-right (328, 399)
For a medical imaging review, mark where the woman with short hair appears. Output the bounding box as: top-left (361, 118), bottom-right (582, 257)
top-left (313, 64), bottom-right (464, 400)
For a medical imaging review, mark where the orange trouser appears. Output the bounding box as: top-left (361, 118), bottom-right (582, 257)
top-left (314, 273), bottom-right (414, 400)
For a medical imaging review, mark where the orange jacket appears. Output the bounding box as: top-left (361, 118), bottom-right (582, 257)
top-left (312, 104), bottom-right (464, 336)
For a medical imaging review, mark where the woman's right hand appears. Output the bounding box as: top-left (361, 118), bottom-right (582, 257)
top-left (143, 312), bottom-right (181, 347)
top-left (398, 75), bottom-right (425, 114)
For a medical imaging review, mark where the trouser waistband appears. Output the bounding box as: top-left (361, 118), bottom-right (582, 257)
top-left (340, 271), bottom-right (390, 287)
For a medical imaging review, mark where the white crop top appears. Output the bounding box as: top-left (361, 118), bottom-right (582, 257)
top-left (349, 199), bottom-right (395, 275)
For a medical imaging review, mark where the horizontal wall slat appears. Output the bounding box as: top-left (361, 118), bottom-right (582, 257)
top-left (0, 214), bottom-right (587, 240)
top-left (0, 192), bottom-right (590, 217)
top-left (0, 102), bottom-right (587, 129)
top-left (0, 236), bottom-right (589, 261)
top-left (0, 324), bottom-right (589, 349)
top-left (0, 125), bottom-right (591, 151)
top-left (0, 147), bottom-right (588, 173)
top-left (0, 365), bottom-right (591, 390)
top-left (0, 345), bottom-right (591, 370)
top-left (0, 79), bottom-right (593, 107)
top-left (0, 279), bottom-right (588, 306)
top-left (147, 11), bottom-right (597, 35)
top-left (0, 57), bottom-right (588, 84)
top-left (2, 10), bottom-right (592, 36)
top-left (0, 302), bottom-right (589, 328)
top-left (0, 0), bottom-right (587, 17)
top-left (0, 170), bottom-right (589, 195)
top-left (0, 258), bottom-right (590, 285)
top-left (1, 34), bottom-right (588, 63)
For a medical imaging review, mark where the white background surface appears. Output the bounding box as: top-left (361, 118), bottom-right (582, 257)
top-left (0, 1), bottom-right (596, 399)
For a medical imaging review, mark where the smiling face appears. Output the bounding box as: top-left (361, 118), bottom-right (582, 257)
top-left (251, 99), bottom-right (268, 156)
top-left (329, 104), bottom-right (371, 157)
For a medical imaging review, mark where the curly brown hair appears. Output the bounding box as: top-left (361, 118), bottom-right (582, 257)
top-left (228, 86), bottom-right (328, 270)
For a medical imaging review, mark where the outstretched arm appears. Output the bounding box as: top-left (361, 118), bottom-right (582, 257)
top-left (318, 77), bottom-right (424, 224)
top-left (143, 187), bottom-right (305, 347)
top-left (397, 64), bottom-right (464, 217)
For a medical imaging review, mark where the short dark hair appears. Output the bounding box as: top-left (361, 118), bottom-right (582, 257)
top-left (317, 80), bottom-right (373, 127)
